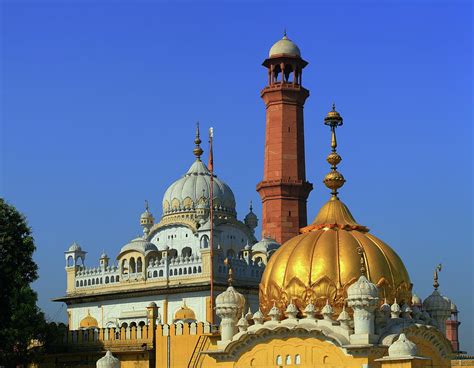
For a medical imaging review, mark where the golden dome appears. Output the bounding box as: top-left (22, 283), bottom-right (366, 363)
top-left (79, 311), bottom-right (98, 329)
top-left (259, 196), bottom-right (412, 315)
top-left (174, 301), bottom-right (196, 322)
top-left (259, 104), bottom-right (412, 315)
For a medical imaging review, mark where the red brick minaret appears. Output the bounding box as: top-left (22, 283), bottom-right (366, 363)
top-left (257, 33), bottom-right (313, 244)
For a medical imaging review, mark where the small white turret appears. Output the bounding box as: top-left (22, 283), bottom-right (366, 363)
top-left (337, 304), bottom-right (351, 328)
top-left (391, 299), bottom-right (401, 319)
top-left (244, 201), bottom-right (258, 234)
top-left (388, 333), bottom-right (417, 358)
top-left (423, 264), bottom-right (451, 334)
top-left (237, 313), bottom-right (249, 332)
top-left (303, 301), bottom-right (317, 320)
top-left (347, 252), bottom-right (379, 344)
top-left (99, 252), bottom-right (109, 269)
top-left (140, 200), bottom-right (154, 236)
top-left (97, 351), bottom-right (120, 368)
top-left (321, 300), bottom-right (334, 321)
top-left (285, 302), bottom-right (298, 320)
top-left (253, 309), bottom-right (264, 325)
top-left (215, 266), bottom-right (245, 344)
top-left (268, 303), bottom-right (281, 322)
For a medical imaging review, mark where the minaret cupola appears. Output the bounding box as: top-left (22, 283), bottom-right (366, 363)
top-left (257, 32), bottom-right (313, 244)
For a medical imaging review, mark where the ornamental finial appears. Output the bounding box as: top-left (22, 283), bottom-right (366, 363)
top-left (144, 199), bottom-right (149, 212)
top-left (224, 258), bottom-right (233, 286)
top-left (357, 246), bottom-right (367, 277)
top-left (283, 28), bottom-right (287, 38)
top-left (323, 104), bottom-right (345, 198)
top-left (433, 264), bottom-right (442, 290)
top-left (193, 122), bottom-right (204, 159)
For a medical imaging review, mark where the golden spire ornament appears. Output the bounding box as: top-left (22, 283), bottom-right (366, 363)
top-left (193, 121), bottom-right (204, 159)
top-left (224, 258), bottom-right (233, 286)
top-left (323, 103), bottom-right (345, 198)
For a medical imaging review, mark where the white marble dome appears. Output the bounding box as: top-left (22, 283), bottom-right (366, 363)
top-left (269, 34), bottom-right (301, 58)
top-left (97, 351), bottom-right (120, 368)
top-left (252, 237), bottom-right (280, 254)
top-left (216, 286), bottom-right (245, 309)
top-left (118, 237), bottom-right (158, 256)
top-left (162, 159), bottom-right (236, 216)
top-left (68, 242), bottom-right (82, 252)
top-left (388, 333), bottom-right (417, 357)
top-left (347, 275), bottom-right (379, 299)
top-left (423, 290), bottom-right (450, 312)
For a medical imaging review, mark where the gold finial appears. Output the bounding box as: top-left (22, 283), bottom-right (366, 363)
top-left (357, 247), bottom-right (367, 276)
top-left (433, 264), bottom-right (442, 290)
top-left (193, 122), bottom-right (204, 159)
top-left (224, 258), bottom-right (233, 286)
top-left (323, 103), bottom-right (345, 198)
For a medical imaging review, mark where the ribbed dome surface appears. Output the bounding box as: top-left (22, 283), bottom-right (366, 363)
top-left (162, 160), bottom-right (236, 215)
top-left (259, 197), bottom-right (412, 314)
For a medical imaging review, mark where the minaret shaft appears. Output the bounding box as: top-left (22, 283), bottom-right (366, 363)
top-left (257, 79), bottom-right (312, 244)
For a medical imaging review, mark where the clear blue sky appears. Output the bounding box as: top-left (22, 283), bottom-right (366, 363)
top-left (2, 0), bottom-right (472, 352)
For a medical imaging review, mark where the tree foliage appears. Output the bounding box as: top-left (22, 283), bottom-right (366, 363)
top-left (0, 198), bottom-right (51, 366)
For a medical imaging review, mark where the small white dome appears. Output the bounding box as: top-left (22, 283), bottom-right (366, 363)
top-left (411, 293), bottom-right (422, 306)
top-left (216, 286), bottom-right (245, 309)
top-left (388, 333), bottom-right (417, 357)
top-left (118, 237), bottom-right (158, 256)
top-left (269, 34), bottom-right (301, 58)
top-left (96, 351), bottom-right (120, 368)
top-left (68, 242), bottom-right (82, 252)
top-left (424, 290), bottom-right (451, 312)
top-left (252, 237), bottom-right (280, 254)
top-left (347, 275), bottom-right (379, 299)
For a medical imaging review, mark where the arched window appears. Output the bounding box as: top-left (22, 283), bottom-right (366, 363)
top-left (295, 354), bottom-right (301, 365)
top-left (179, 268), bottom-right (182, 275)
top-left (137, 257), bottom-right (143, 273)
top-left (153, 271), bottom-right (158, 277)
top-left (182, 247), bottom-right (192, 258)
top-left (92, 278), bottom-right (95, 285)
top-left (198, 266), bottom-right (201, 273)
top-left (193, 267), bottom-right (197, 273)
top-left (88, 279), bottom-right (91, 286)
top-left (96, 277), bottom-right (99, 284)
top-left (130, 257), bottom-right (136, 273)
top-left (67, 256), bottom-right (74, 267)
top-left (159, 270), bottom-right (163, 277)
top-left (183, 268), bottom-right (187, 275)
top-left (285, 355), bottom-right (291, 365)
top-left (105, 276), bottom-right (109, 284)
top-left (80, 280), bottom-right (83, 287)
top-left (115, 275), bottom-right (120, 282)
top-left (76, 281), bottom-right (79, 287)
top-left (276, 355), bottom-right (282, 366)
top-left (122, 259), bottom-right (128, 274)
top-left (200, 235), bottom-right (209, 248)
top-left (188, 267), bottom-right (192, 274)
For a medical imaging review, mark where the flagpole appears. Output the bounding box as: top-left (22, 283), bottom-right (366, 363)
top-left (208, 127), bottom-right (215, 326)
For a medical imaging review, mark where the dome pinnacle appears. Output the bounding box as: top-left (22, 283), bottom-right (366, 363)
top-left (193, 122), bottom-right (204, 160)
top-left (433, 263), bottom-right (442, 290)
top-left (323, 104), bottom-right (345, 198)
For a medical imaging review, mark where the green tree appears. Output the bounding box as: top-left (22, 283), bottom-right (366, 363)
top-left (0, 198), bottom-right (49, 366)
